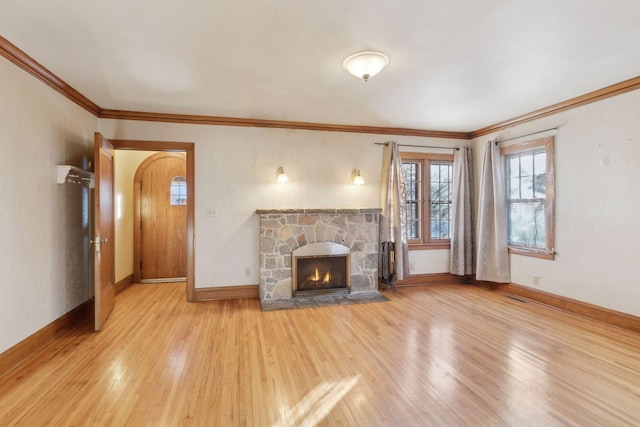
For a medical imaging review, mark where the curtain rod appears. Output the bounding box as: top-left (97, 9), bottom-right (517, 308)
top-left (495, 126), bottom-right (559, 145)
top-left (375, 142), bottom-right (459, 151)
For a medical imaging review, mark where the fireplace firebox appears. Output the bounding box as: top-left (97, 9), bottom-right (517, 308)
top-left (292, 242), bottom-right (350, 297)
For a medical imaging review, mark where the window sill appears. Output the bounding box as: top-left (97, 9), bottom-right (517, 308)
top-left (508, 247), bottom-right (555, 260)
top-left (409, 243), bottom-right (451, 251)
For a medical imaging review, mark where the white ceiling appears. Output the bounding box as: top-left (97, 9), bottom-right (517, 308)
top-left (2, 0), bottom-right (639, 132)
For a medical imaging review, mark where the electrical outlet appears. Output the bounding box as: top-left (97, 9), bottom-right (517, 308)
top-left (245, 268), bottom-right (251, 276)
top-left (532, 276), bottom-right (541, 286)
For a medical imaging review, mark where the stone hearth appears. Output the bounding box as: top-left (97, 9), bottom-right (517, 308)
top-left (256, 209), bottom-right (381, 301)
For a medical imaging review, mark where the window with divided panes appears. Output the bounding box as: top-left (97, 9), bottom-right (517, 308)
top-left (501, 136), bottom-right (555, 259)
top-left (401, 153), bottom-right (454, 249)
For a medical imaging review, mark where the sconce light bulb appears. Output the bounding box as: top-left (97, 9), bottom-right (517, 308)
top-left (352, 169), bottom-right (365, 185)
top-left (276, 166), bottom-right (289, 183)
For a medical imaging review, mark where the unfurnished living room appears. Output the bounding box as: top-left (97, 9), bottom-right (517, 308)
top-left (1, 1), bottom-right (639, 426)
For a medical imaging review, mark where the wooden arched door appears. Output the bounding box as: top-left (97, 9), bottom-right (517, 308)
top-left (134, 152), bottom-right (187, 282)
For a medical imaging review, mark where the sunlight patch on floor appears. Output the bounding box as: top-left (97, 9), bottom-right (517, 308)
top-left (271, 376), bottom-right (360, 427)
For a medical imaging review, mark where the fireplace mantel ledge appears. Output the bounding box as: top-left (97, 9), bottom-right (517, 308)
top-left (256, 208), bottom-right (381, 215)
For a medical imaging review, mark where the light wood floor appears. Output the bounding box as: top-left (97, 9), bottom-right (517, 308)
top-left (1, 283), bottom-right (640, 426)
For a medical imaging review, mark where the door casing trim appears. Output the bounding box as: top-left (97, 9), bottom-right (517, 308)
top-left (111, 140), bottom-right (196, 302)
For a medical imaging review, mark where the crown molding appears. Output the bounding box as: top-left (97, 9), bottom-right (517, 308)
top-left (0, 35), bottom-right (101, 116)
top-left (99, 109), bottom-right (469, 139)
top-left (470, 75), bottom-right (640, 138)
top-left (0, 34), bottom-right (466, 139)
top-left (2, 34), bottom-right (639, 139)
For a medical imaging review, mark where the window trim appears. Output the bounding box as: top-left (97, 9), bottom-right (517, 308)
top-left (501, 136), bottom-right (555, 260)
top-left (401, 152), bottom-right (454, 250)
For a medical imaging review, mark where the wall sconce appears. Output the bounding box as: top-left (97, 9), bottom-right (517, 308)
top-left (351, 169), bottom-right (365, 185)
top-left (276, 166), bottom-right (289, 183)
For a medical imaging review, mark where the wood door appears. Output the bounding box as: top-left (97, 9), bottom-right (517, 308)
top-left (94, 132), bottom-right (116, 331)
top-left (135, 152), bottom-right (187, 281)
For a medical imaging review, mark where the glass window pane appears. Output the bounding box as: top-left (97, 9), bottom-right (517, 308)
top-left (430, 164), bottom-right (439, 182)
top-left (439, 203), bottom-right (448, 220)
top-left (509, 156), bottom-right (520, 178)
top-left (534, 174), bottom-right (547, 198)
top-left (430, 183), bottom-right (439, 201)
top-left (433, 183), bottom-right (449, 202)
top-left (509, 177), bottom-right (520, 199)
top-left (534, 152), bottom-right (546, 175)
top-left (430, 203), bottom-right (439, 220)
top-left (508, 201), bottom-right (545, 249)
top-left (535, 205), bottom-right (546, 248)
top-left (520, 154), bottom-right (533, 176)
top-left (407, 219), bottom-right (418, 240)
top-left (170, 176), bottom-right (187, 206)
top-left (430, 220), bottom-right (439, 239)
top-left (440, 220), bottom-right (450, 239)
top-left (406, 182), bottom-right (415, 200)
top-left (403, 163), bottom-right (418, 184)
top-left (521, 176), bottom-right (533, 199)
top-left (440, 164), bottom-right (449, 182)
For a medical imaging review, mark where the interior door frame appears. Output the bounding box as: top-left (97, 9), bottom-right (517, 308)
top-left (134, 151), bottom-right (187, 283)
top-left (111, 140), bottom-right (196, 302)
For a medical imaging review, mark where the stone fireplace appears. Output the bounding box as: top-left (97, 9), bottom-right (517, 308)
top-left (256, 208), bottom-right (381, 302)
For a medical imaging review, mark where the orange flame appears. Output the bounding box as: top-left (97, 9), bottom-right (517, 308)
top-left (323, 272), bottom-right (331, 284)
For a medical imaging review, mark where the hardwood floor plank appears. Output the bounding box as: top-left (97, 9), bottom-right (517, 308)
top-left (1, 283), bottom-right (639, 426)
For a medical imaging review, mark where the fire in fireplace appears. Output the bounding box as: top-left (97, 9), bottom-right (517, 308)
top-left (297, 256), bottom-right (347, 292)
top-left (292, 242), bottom-right (350, 297)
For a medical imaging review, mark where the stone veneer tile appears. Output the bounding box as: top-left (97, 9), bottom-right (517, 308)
top-left (258, 209), bottom-right (379, 301)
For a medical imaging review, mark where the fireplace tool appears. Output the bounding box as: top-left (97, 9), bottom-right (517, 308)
top-left (380, 241), bottom-right (396, 292)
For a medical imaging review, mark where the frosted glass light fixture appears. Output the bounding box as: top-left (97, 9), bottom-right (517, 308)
top-left (276, 166), bottom-right (289, 183)
top-left (342, 51), bottom-right (389, 81)
top-left (351, 169), bottom-right (365, 185)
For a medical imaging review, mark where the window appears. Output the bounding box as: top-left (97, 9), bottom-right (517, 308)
top-left (401, 153), bottom-right (454, 249)
top-left (170, 176), bottom-right (187, 206)
top-left (501, 136), bottom-right (555, 259)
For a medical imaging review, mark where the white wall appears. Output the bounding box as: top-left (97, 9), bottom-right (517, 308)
top-left (4, 41), bottom-right (637, 357)
top-left (114, 150), bottom-right (156, 283)
top-left (99, 119), bottom-right (466, 287)
top-left (471, 89), bottom-right (640, 317)
top-left (0, 57), bottom-right (98, 354)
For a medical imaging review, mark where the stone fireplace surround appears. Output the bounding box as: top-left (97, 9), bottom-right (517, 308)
top-left (256, 208), bottom-right (381, 302)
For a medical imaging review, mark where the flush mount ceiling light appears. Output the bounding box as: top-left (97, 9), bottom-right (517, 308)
top-left (342, 51), bottom-right (389, 81)
top-left (276, 166), bottom-right (289, 183)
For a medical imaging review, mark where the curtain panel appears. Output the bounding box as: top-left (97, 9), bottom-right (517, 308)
top-left (380, 142), bottom-right (410, 281)
top-left (476, 141), bottom-right (510, 283)
top-left (450, 146), bottom-right (475, 276)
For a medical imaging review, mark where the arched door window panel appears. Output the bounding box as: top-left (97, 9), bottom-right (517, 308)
top-left (170, 176), bottom-right (187, 206)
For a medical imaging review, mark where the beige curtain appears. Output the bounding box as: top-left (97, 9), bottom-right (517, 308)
top-left (450, 146), bottom-right (475, 276)
top-left (380, 142), bottom-right (410, 281)
top-left (476, 140), bottom-right (510, 283)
